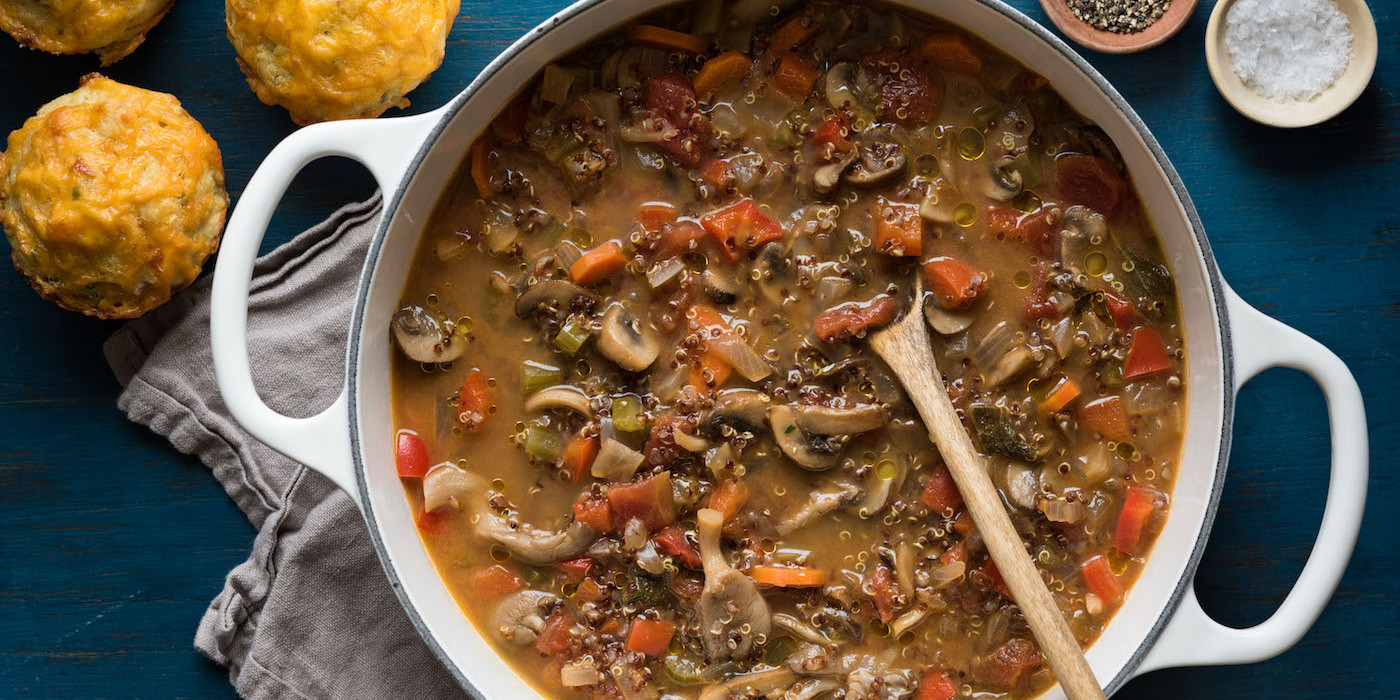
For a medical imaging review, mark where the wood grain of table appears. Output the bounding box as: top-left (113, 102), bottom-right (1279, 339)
top-left (0, 1), bottom-right (1394, 698)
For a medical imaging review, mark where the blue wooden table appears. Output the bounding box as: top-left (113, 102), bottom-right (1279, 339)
top-left (0, 1), bottom-right (1394, 697)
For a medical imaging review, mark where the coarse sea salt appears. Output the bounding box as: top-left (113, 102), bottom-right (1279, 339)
top-left (1225, 0), bottom-right (1353, 103)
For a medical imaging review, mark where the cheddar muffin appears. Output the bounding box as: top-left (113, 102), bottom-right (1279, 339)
top-left (0, 75), bottom-right (227, 319)
top-left (0, 0), bottom-right (174, 65)
top-left (226, 0), bottom-right (460, 125)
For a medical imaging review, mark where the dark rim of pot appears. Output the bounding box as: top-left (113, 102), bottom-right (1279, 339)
top-left (346, 0), bottom-right (1235, 696)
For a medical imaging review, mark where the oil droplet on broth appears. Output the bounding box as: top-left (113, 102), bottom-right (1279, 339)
top-left (1011, 190), bottom-right (1042, 213)
top-left (956, 127), bottom-right (985, 160)
top-left (953, 202), bottom-right (977, 227)
top-left (490, 545), bottom-right (511, 562)
top-left (875, 459), bottom-right (899, 480)
top-left (1013, 269), bottom-right (1032, 288)
top-left (914, 153), bottom-right (940, 177)
top-left (458, 315), bottom-right (475, 333)
top-left (425, 293), bottom-right (439, 307)
top-left (1085, 251), bottom-right (1108, 276)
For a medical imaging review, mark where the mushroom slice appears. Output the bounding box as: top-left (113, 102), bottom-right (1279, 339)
top-left (423, 462), bottom-right (479, 513)
top-left (983, 345), bottom-right (1035, 388)
top-left (515, 280), bottom-right (598, 319)
top-left (812, 149), bottom-right (856, 194)
top-left (923, 294), bottom-right (976, 335)
top-left (698, 668), bottom-right (797, 700)
top-left (492, 589), bottom-right (559, 646)
top-left (524, 385), bottom-right (594, 417)
top-left (596, 304), bottom-right (661, 372)
top-left (444, 467), bottom-right (598, 564)
top-left (846, 138), bottom-right (906, 187)
top-left (703, 389), bottom-right (772, 437)
top-left (976, 153), bottom-right (1024, 202)
top-left (769, 405), bottom-right (845, 471)
top-left (697, 508), bottom-right (773, 662)
top-left (702, 268), bottom-right (742, 304)
top-left (391, 305), bottom-right (467, 363)
top-left (791, 404), bottom-right (888, 435)
top-left (777, 482), bottom-right (861, 535)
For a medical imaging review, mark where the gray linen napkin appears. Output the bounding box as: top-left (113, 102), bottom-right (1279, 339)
top-left (104, 194), bottom-right (467, 700)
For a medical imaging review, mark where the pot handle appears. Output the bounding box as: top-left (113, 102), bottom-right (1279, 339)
top-left (209, 112), bottom-right (441, 506)
top-left (1136, 284), bottom-right (1367, 674)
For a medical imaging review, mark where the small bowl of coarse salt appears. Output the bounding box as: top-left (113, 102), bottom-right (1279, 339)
top-left (1205, 0), bottom-right (1378, 127)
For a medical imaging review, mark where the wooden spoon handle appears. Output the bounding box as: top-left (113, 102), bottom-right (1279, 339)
top-left (872, 326), bottom-right (1106, 700)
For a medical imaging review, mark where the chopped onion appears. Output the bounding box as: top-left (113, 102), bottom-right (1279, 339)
top-left (591, 438), bottom-right (645, 481)
top-left (649, 363), bottom-right (689, 402)
top-left (636, 541), bottom-right (666, 575)
top-left (434, 231), bottom-right (473, 262)
top-left (540, 64), bottom-right (573, 105)
top-left (708, 334), bottom-right (772, 382)
top-left (1051, 317), bottom-right (1074, 359)
top-left (1003, 463), bottom-right (1039, 510)
top-left (646, 257), bottom-right (687, 289)
top-left (561, 658), bottom-right (603, 687)
top-left (814, 275), bottom-right (854, 307)
top-left (973, 322), bottom-right (1015, 370)
top-left (927, 560), bottom-right (966, 589)
top-left (422, 463), bottom-right (478, 513)
top-left (1041, 496), bottom-right (1083, 523)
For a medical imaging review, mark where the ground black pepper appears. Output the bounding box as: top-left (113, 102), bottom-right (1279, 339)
top-left (1065, 0), bottom-right (1171, 34)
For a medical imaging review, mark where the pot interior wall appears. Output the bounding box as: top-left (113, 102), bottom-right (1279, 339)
top-left (350, 0), bottom-right (1230, 697)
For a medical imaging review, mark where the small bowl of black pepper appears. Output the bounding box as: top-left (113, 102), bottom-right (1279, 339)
top-left (1040, 0), bottom-right (1198, 53)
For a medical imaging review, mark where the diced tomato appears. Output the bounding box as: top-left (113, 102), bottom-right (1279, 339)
top-left (1078, 395), bottom-right (1132, 443)
top-left (1116, 484), bottom-right (1158, 555)
top-left (1123, 326), bottom-right (1173, 379)
top-left (416, 509), bottom-right (450, 537)
top-left (571, 240), bottom-right (628, 286)
top-left (698, 157), bottom-right (732, 187)
top-left (923, 256), bottom-right (988, 310)
top-left (395, 430), bottom-right (431, 478)
top-left (813, 295), bottom-right (898, 343)
top-left (607, 472), bottom-right (676, 531)
top-left (863, 564), bottom-right (900, 623)
top-left (653, 220), bottom-right (706, 259)
top-left (914, 670), bottom-right (959, 700)
top-left (706, 479), bottom-right (749, 524)
top-left (563, 435), bottom-right (600, 484)
top-left (556, 556), bottom-right (594, 583)
top-left (642, 413), bottom-right (686, 467)
top-left (651, 527), bottom-right (701, 569)
top-left (638, 203), bottom-right (677, 233)
top-left (940, 541), bottom-right (968, 565)
top-left (920, 465), bottom-right (964, 514)
top-left (470, 564), bottom-right (524, 598)
top-left (981, 559), bottom-right (1013, 600)
top-left (978, 638), bottom-right (1041, 691)
top-left (812, 113), bottom-right (854, 154)
top-left (773, 52), bottom-right (820, 99)
top-left (642, 74), bottom-right (712, 166)
top-left (866, 51), bottom-right (940, 123)
top-left (700, 199), bottom-right (784, 262)
top-left (625, 618), bottom-right (676, 657)
top-left (872, 197), bottom-right (924, 257)
top-left (575, 577), bottom-right (607, 603)
top-left (766, 11), bottom-right (820, 55)
top-left (1080, 554), bottom-right (1124, 605)
top-left (987, 205), bottom-right (1058, 257)
top-left (491, 95), bottom-right (529, 145)
top-left (457, 369), bottom-right (494, 432)
top-left (951, 511), bottom-right (974, 536)
top-left (918, 33), bottom-right (982, 74)
top-left (534, 607), bottom-right (577, 656)
top-left (573, 494), bottom-right (614, 533)
top-left (1054, 154), bottom-right (1128, 217)
top-left (1022, 263), bottom-right (1060, 322)
top-left (1101, 290), bottom-right (1137, 328)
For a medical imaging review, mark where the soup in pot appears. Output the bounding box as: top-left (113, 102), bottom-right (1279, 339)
top-left (390, 2), bottom-right (1185, 698)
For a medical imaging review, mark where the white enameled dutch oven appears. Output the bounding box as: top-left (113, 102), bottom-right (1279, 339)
top-left (208, 0), bottom-right (1370, 696)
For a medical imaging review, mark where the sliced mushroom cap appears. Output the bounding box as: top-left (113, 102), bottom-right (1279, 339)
top-left (846, 139), bottom-right (906, 186)
top-left (977, 153), bottom-right (1024, 201)
top-left (1061, 204), bottom-right (1107, 261)
top-left (422, 462), bottom-right (479, 513)
top-left (698, 669), bottom-right (797, 700)
top-left (596, 304), bottom-right (661, 372)
top-left (515, 280), bottom-right (598, 319)
top-left (812, 150), bottom-right (856, 194)
top-left (769, 405), bottom-right (844, 471)
top-left (923, 294), bottom-right (975, 335)
top-left (524, 385), bottom-right (595, 417)
top-left (697, 508), bottom-right (773, 663)
top-left (704, 389), bottom-right (772, 437)
top-left (919, 177), bottom-right (958, 223)
top-left (702, 268), bottom-right (742, 305)
top-left (391, 306), bottom-right (467, 363)
top-left (791, 404), bottom-right (888, 435)
top-left (777, 481), bottom-right (862, 535)
top-left (492, 589), bottom-right (559, 646)
top-left (478, 514), bottom-right (597, 566)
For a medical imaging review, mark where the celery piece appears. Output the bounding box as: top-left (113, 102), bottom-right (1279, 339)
top-left (554, 317), bottom-right (590, 355)
top-left (522, 360), bottom-right (563, 395)
top-left (612, 395), bottom-right (647, 433)
top-left (524, 426), bottom-right (563, 462)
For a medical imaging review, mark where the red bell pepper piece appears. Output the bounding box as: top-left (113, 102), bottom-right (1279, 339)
top-left (394, 430), bottom-right (431, 478)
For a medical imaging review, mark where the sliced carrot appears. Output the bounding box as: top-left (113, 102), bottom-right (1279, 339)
top-left (1123, 326), bottom-right (1173, 379)
top-left (607, 472), bottom-right (676, 530)
top-left (940, 540), bottom-right (967, 565)
top-left (572, 495), bottom-right (613, 533)
top-left (1079, 395), bottom-right (1132, 443)
top-left (923, 256), bottom-right (988, 310)
top-left (651, 526), bottom-right (702, 569)
top-left (1116, 485), bottom-right (1157, 555)
top-left (1038, 377), bottom-right (1081, 415)
top-left (688, 347), bottom-right (732, 392)
top-left (700, 199), bottom-right (784, 262)
top-left (920, 465), bottom-right (963, 514)
top-left (570, 240), bottom-right (628, 286)
top-left (562, 434), bottom-right (600, 483)
top-left (914, 670), bottom-right (959, 700)
top-left (469, 564), bottom-right (523, 598)
top-left (766, 12), bottom-right (820, 55)
top-left (627, 24), bottom-right (710, 54)
top-left (707, 479), bottom-right (749, 523)
top-left (556, 555), bottom-right (594, 583)
top-left (1080, 554), bottom-right (1124, 605)
top-left (750, 565), bottom-right (827, 587)
top-left (872, 196), bottom-right (924, 257)
top-left (470, 139), bottom-right (493, 196)
top-left (772, 52), bottom-right (819, 99)
top-left (638, 203), bottom-right (677, 233)
top-left (457, 369), bottom-right (494, 432)
top-left (918, 33), bottom-right (983, 74)
top-left (575, 577), bottom-right (606, 602)
top-left (693, 50), bottom-right (752, 96)
top-left (626, 618), bottom-right (676, 656)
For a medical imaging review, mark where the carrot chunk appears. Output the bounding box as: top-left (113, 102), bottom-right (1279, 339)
top-left (706, 479), bottom-right (750, 523)
top-left (1038, 377), bottom-right (1082, 414)
top-left (693, 50), bottom-right (752, 95)
top-left (1080, 554), bottom-right (1124, 605)
top-left (872, 197), bottom-right (924, 257)
top-left (570, 240), bottom-right (628, 286)
top-left (923, 256), bottom-right (988, 310)
top-left (1078, 395), bottom-right (1132, 443)
top-left (913, 670), bottom-right (959, 700)
top-left (469, 564), bottom-right (523, 598)
top-left (562, 435), bottom-right (600, 483)
top-left (920, 465), bottom-right (964, 514)
top-left (627, 24), bottom-right (709, 54)
top-left (457, 369), bottom-right (494, 432)
top-left (773, 52), bottom-right (820, 100)
top-left (751, 565), bottom-right (827, 587)
top-left (626, 618), bottom-right (676, 656)
top-left (918, 33), bottom-right (983, 74)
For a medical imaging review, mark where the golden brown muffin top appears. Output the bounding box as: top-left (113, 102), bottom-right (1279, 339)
top-left (0, 74), bottom-right (227, 318)
top-left (226, 0), bottom-right (460, 124)
top-left (0, 0), bottom-right (174, 64)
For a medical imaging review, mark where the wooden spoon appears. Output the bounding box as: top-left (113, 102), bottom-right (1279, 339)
top-left (869, 280), bottom-right (1105, 700)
